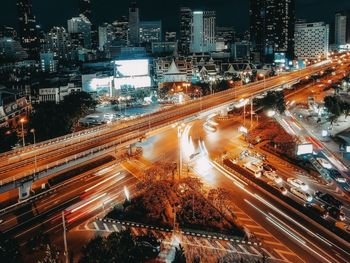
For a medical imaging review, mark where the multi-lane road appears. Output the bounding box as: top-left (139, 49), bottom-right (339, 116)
top-left (0, 59), bottom-right (345, 191)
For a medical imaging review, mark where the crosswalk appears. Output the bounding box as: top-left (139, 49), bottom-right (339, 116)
top-left (77, 219), bottom-right (296, 263)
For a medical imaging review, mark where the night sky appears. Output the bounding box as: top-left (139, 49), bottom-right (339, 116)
top-left (1, 0), bottom-right (350, 33)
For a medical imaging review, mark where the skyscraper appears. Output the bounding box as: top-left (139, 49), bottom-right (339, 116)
top-left (250, 0), bottom-right (295, 63)
top-left (67, 15), bottom-right (92, 49)
top-left (17, 0), bottom-right (40, 58)
top-left (295, 22), bottom-right (329, 60)
top-left (335, 11), bottom-right (350, 46)
top-left (44, 27), bottom-right (71, 60)
top-left (179, 7), bottom-right (192, 55)
top-left (190, 11), bottom-right (216, 53)
top-left (139, 21), bottom-right (162, 44)
top-left (129, 2), bottom-right (140, 46)
top-left (113, 16), bottom-right (129, 45)
top-left (79, 0), bottom-right (92, 22)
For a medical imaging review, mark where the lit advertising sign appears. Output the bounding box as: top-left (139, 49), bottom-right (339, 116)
top-left (114, 59), bottom-right (149, 77)
top-left (296, 143), bottom-right (313, 156)
top-left (113, 76), bottom-right (151, 90)
top-left (346, 146), bottom-right (350, 153)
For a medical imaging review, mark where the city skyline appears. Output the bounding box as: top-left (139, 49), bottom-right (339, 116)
top-left (0, 0), bottom-right (349, 33)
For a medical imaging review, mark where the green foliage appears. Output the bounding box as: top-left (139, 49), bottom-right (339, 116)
top-left (172, 245), bottom-right (186, 263)
top-left (79, 230), bottom-right (160, 263)
top-left (0, 127), bottom-right (18, 153)
top-left (255, 91), bottom-right (286, 114)
top-left (0, 234), bottom-right (22, 263)
top-left (29, 92), bottom-right (96, 141)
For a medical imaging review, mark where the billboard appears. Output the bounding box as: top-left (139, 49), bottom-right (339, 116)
top-left (296, 143), bottom-right (313, 156)
top-left (114, 59), bottom-right (149, 77)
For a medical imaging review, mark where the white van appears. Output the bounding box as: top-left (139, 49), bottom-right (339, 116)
top-left (290, 187), bottom-right (313, 202)
top-left (244, 162), bottom-right (263, 178)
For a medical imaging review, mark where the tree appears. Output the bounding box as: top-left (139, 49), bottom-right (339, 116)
top-left (0, 234), bottom-right (22, 263)
top-left (0, 127), bottom-right (18, 153)
top-left (255, 91), bottom-right (286, 114)
top-left (324, 96), bottom-right (342, 124)
top-left (29, 92), bottom-right (96, 142)
top-left (172, 245), bottom-right (186, 263)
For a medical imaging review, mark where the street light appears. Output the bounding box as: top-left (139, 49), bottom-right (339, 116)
top-left (30, 129), bottom-right (37, 175)
top-left (19, 118), bottom-right (26, 147)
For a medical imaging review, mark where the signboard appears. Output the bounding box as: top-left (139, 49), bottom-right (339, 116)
top-left (296, 143), bottom-right (313, 156)
top-left (346, 146), bottom-right (350, 153)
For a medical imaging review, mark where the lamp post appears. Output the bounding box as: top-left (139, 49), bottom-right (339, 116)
top-left (177, 125), bottom-right (184, 180)
top-left (30, 129), bottom-right (37, 175)
top-left (19, 118), bottom-right (26, 147)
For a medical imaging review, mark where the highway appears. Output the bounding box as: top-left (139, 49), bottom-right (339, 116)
top-left (0, 59), bottom-right (344, 190)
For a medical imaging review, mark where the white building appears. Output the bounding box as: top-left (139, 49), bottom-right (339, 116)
top-left (98, 23), bottom-right (114, 51)
top-left (335, 13), bottom-right (347, 46)
top-left (190, 11), bottom-right (216, 53)
top-left (67, 15), bottom-right (92, 49)
top-left (39, 83), bottom-right (81, 103)
top-left (295, 22), bottom-right (329, 60)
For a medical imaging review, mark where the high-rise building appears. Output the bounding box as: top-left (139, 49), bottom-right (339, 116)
top-left (216, 27), bottom-right (235, 46)
top-left (250, 0), bottom-right (295, 63)
top-left (335, 11), bottom-right (350, 46)
top-left (0, 26), bottom-right (17, 39)
top-left (67, 15), bottom-right (92, 49)
top-left (179, 7), bottom-right (192, 54)
top-left (79, 0), bottom-right (92, 22)
top-left (128, 2), bottom-right (140, 46)
top-left (190, 11), bottom-right (216, 53)
top-left (113, 16), bottom-right (129, 45)
top-left (165, 31), bottom-right (177, 42)
top-left (139, 21), bottom-right (162, 43)
top-left (40, 51), bottom-right (56, 73)
top-left (98, 23), bottom-right (114, 51)
top-left (44, 27), bottom-right (71, 60)
top-left (295, 22), bottom-right (329, 60)
top-left (16, 0), bottom-right (40, 58)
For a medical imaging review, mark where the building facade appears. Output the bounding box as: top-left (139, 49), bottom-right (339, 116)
top-left (250, 0), bottom-right (295, 63)
top-left (44, 27), bottom-right (71, 60)
top-left (295, 22), bottom-right (329, 60)
top-left (16, 0), bottom-right (40, 58)
top-left (190, 11), bottom-right (216, 53)
top-left (335, 11), bottom-right (350, 46)
top-left (40, 51), bottom-right (56, 73)
top-left (67, 15), bottom-right (92, 49)
top-left (179, 7), bottom-right (192, 55)
top-left (128, 2), bottom-right (140, 46)
top-left (79, 0), bottom-right (92, 22)
top-left (139, 21), bottom-right (162, 44)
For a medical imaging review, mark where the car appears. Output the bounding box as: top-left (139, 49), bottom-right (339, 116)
top-left (329, 170), bottom-right (347, 183)
top-left (268, 182), bottom-right (288, 195)
top-left (243, 162), bottom-right (263, 178)
top-left (287, 178), bottom-right (308, 191)
top-left (304, 203), bottom-right (329, 219)
top-left (316, 158), bottom-right (332, 169)
top-left (314, 191), bottom-right (343, 210)
top-left (264, 172), bottom-right (283, 184)
top-left (326, 206), bottom-right (345, 221)
top-left (262, 164), bottom-right (276, 173)
top-left (335, 221), bottom-right (350, 233)
top-left (290, 187), bottom-right (313, 202)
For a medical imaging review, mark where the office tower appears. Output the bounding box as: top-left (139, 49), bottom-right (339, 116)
top-left (113, 16), bottom-right (129, 45)
top-left (335, 11), bottom-right (350, 46)
top-left (129, 2), bottom-right (140, 46)
top-left (190, 11), bottom-right (216, 53)
top-left (179, 7), bottom-right (192, 54)
top-left (216, 27), bottom-right (235, 45)
top-left (0, 26), bottom-right (17, 39)
top-left (250, 0), bottom-right (295, 63)
top-left (295, 22), bottom-right (329, 60)
top-left (79, 0), bottom-right (92, 22)
top-left (16, 0), bottom-right (40, 58)
top-left (139, 21), bottom-right (162, 43)
top-left (44, 27), bottom-right (71, 60)
top-left (98, 23), bottom-right (114, 51)
top-left (165, 31), bottom-right (177, 42)
top-left (40, 51), bottom-right (57, 72)
top-left (67, 15), bottom-right (92, 49)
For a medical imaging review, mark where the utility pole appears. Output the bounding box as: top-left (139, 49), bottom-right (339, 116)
top-left (62, 211), bottom-right (69, 263)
